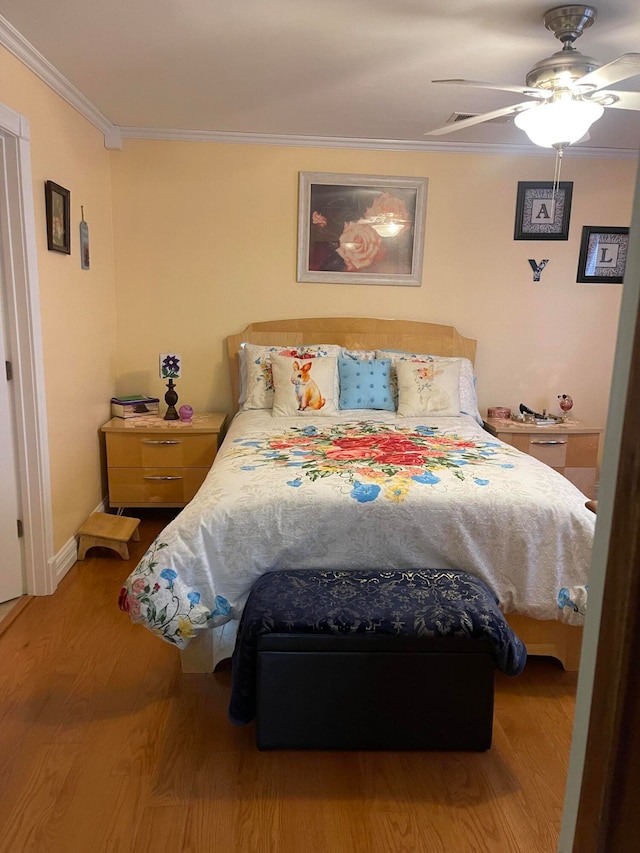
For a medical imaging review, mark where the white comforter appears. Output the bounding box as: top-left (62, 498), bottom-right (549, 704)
top-left (119, 411), bottom-right (594, 647)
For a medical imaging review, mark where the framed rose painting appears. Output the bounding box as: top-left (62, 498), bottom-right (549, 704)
top-left (297, 172), bottom-right (428, 286)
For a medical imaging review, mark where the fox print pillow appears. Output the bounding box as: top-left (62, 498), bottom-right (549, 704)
top-left (271, 354), bottom-right (339, 417)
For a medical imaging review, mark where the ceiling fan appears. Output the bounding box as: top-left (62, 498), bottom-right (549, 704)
top-left (426, 4), bottom-right (640, 149)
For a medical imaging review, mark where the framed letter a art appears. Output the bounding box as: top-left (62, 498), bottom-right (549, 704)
top-left (514, 181), bottom-right (573, 241)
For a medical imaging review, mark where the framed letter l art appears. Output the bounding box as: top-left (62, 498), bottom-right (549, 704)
top-left (577, 226), bottom-right (629, 283)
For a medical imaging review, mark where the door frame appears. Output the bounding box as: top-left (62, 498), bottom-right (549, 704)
top-left (559, 157), bottom-right (640, 848)
top-left (0, 103), bottom-right (54, 595)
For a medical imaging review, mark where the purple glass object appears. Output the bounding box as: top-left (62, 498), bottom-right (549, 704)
top-left (179, 404), bottom-right (193, 422)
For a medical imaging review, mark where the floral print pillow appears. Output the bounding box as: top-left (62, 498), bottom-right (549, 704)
top-left (395, 358), bottom-right (461, 417)
top-left (242, 343), bottom-right (341, 410)
top-left (340, 348), bottom-right (376, 361)
top-left (376, 350), bottom-right (482, 424)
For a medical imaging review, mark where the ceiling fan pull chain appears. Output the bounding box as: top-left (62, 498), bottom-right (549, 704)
top-left (551, 146), bottom-right (564, 216)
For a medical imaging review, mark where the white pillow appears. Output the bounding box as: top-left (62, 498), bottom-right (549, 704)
top-left (395, 358), bottom-right (461, 417)
top-left (242, 343), bottom-right (341, 410)
top-left (376, 349), bottom-right (481, 424)
top-left (271, 354), bottom-right (339, 416)
top-left (238, 347), bottom-right (248, 406)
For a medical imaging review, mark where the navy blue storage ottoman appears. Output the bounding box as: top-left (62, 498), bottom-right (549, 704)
top-left (229, 569), bottom-right (527, 751)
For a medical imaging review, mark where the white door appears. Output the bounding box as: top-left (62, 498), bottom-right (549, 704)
top-left (0, 260), bottom-right (24, 602)
top-left (0, 105), bottom-right (54, 599)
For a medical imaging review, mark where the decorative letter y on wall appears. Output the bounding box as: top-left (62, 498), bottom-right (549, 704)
top-left (528, 259), bottom-right (549, 282)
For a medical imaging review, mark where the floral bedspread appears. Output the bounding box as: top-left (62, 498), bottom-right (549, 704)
top-left (119, 411), bottom-right (595, 647)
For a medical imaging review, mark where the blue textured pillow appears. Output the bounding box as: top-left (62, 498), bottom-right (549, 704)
top-left (338, 357), bottom-right (395, 410)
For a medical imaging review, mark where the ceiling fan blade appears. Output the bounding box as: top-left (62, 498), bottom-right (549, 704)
top-left (576, 53), bottom-right (640, 91)
top-left (593, 90), bottom-right (640, 111)
top-left (425, 102), bottom-right (534, 136)
top-left (432, 79), bottom-right (550, 99)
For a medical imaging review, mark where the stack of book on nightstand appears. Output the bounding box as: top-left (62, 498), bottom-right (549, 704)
top-left (111, 395), bottom-right (160, 418)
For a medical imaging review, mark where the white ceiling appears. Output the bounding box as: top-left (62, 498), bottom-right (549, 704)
top-left (1, 0), bottom-right (639, 151)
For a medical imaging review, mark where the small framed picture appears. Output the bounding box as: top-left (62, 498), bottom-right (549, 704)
top-left (577, 226), bottom-right (630, 284)
top-left (44, 180), bottom-right (71, 254)
top-left (514, 181), bottom-right (573, 241)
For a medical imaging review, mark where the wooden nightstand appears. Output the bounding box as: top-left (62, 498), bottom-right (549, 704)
top-left (483, 417), bottom-right (602, 499)
top-left (101, 412), bottom-right (227, 509)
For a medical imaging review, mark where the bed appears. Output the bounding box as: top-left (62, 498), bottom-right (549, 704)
top-left (119, 317), bottom-right (593, 672)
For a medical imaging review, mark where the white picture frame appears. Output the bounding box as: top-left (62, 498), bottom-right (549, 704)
top-left (297, 172), bottom-right (428, 286)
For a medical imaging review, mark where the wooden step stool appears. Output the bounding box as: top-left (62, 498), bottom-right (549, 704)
top-left (77, 512), bottom-right (141, 560)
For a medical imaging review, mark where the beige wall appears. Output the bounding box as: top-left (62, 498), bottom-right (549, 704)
top-left (111, 141), bottom-right (634, 430)
top-left (0, 47), bottom-right (117, 552)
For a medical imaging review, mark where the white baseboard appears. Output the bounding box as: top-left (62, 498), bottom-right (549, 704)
top-left (54, 537), bottom-right (78, 583)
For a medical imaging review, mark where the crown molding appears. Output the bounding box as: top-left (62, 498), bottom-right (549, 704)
top-left (0, 14), bottom-right (121, 150)
top-left (119, 126), bottom-right (638, 159)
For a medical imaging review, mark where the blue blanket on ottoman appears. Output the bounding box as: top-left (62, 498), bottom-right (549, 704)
top-left (229, 568), bottom-right (527, 725)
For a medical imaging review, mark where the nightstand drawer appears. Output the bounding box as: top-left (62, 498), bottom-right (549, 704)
top-left (105, 432), bottom-right (218, 468)
top-left (508, 434), bottom-right (568, 467)
top-left (108, 467), bottom-right (210, 505)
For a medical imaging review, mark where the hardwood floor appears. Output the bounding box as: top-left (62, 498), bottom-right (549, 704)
top-left (0, 511), bottom-right (577, 853)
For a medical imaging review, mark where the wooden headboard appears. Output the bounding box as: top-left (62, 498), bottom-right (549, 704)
top-left (226, 317), bottom-right (477, 413)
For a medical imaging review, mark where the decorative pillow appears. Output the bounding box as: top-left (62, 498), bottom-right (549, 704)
top-left (242, 343), bottom-right (341, 410)
top-left (338, 357), bottom-right (395, 410)
top-left (395, 358), bottom-right (461, 417)
top-left (340, 348), bottom-right (376, 361)
top-left (271, 354), bottom-right (339, 417)
top-left (376, 349), bottom-right (482, 424)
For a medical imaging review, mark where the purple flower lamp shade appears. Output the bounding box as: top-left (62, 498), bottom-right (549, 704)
top-left (160, 353), bottom-right (181, 420)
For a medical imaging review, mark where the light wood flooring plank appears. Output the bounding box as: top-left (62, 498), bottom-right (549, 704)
top-left (0, 743), bottom-right (81, 853)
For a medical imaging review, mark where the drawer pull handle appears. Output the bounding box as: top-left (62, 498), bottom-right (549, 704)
top-left (142, 440), bottom-right (181, 446)
top-left (530, 440), bottom-right (567, 445)
top-left (143, 475), bottom-right (183, 481)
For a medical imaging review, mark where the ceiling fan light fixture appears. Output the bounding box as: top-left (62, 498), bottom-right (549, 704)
top-left (514, 96), bottom-right (604, 147)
